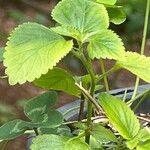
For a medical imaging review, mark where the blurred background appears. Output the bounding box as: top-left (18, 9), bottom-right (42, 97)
top-left (0, 0), bottom-right (150, 149)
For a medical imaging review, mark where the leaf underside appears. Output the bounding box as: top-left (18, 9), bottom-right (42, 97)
top-left (4, 22), bottom-right (73, 85)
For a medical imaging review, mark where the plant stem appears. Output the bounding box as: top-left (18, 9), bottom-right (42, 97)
top-left (97, 64), bottom-right (121, 82)
top-left (133, 90), bottom-right (150, 111)
top-left (72, 49), bottom-right (96, 143)
top-left (78, 94), bottom-right (85, 121)
top-left (99, 59), bottom-right (109, 92)
top-left (1, 141), bottom-right (9, 150)
top-left (131, 0), bottom-right (150, 100)
top-left (127, 89), bottom-right (150, 106)
top-left (0, 76), bottom-right (7, 79)
top-left (63, 116), bottom-right (107, 125)
top-left (75, 83), bottom-right (103, 113)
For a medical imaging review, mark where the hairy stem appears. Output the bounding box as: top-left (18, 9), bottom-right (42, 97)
top-left (72, 49), bottom-right (96, 143)
top-left (131, 0), bottom-right (150, 100)
top-left (78, 94), bottom-right (85, 121)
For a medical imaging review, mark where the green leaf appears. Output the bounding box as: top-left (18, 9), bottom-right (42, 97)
top-left (91, 124), bottom-right (117, 143)
top-left (0, 119), bottom-right (29, 140)
top-left (95, 0), bottom-right (117, 5)
top-left (31, 134), bottom-right (68, 150)
top-left (4, 22), bottom-right (73, 85)
top-left (52, 26), bottom-right (81, 41)
top-left (126, 127), bottom-right (150, 149)
top-left (137, 140), bottom-right (150, 150)
top-left (31, 134), bottom-right (90, 150)
top-left (88, 30), bottom-right (125, 60)
top-left (0, 48), bottom-right (4, 62)
top-left (34, 67), bottom-right (80, 97)
top-left (65, 138), bottom-right (91, 150)
top-left (99, 93), bottom-right (140, 140)
top-left (117, 52), bottom-right (150, 83)
top-left (24, 91), bottom-right (63, 128)
top-left (107, 7), bottom-right (126, 25)
top-left (52, 0), bottom-right (109, 42)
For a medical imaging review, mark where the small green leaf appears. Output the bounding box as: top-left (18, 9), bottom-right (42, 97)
top-left (34, 67), bottom-right (80, 97)
top-left (91, 124), bottom-right (117, 143)
top-left (107, 7), bottom-right (126, 25)
top-left (88, 30), bottom-right (125, 60)
top-left (52, 0), bottom-right (109, 42)
top-left (117, 52), bottom-right (150, 83)
top-left (24, 91), bottom-right (63, 128)
top-left (99, 93), bottom-right (140, 140)
top-left (0, 119), bottom-right (29, 140)
top-left (4, 22), bottom-right (73, 85)
top-left (31, 134), bottom-right (68, 150)
top-left (0, 48), bottom-right (4, 62)
top-left (137, 140), bottom-right (150, 150)
top-left (95, 0), bottom-right (117, 5)
top-left (126, 127), bottom-right (150, 149)
top-left (65, 138), bottom-right (91, 150)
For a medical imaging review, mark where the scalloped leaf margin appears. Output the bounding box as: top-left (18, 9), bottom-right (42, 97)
top-left (4, 22), bottom-right (73, 85)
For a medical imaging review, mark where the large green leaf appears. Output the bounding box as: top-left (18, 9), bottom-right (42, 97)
top-left (107, 7), bottom-right (126, 25)
top-left (0, 48), bottom-right (4, 62)
top-left (34, 67), bottom-right (80, 97)
top-left (91, 124), bottom-right (117, 143)
top-left (126, 127), bottom-right (150, 149)
top-left (31, 134), bottom-right (90, 150)
top-left (0, 119), bottom-right (29, 140)
top-left (4, 22), bottom-right (73, 85)
top-left (99, 93), bottom-right (140, 140)
top-left (88, 30), bottom-right (125, 60)
top-left (64, 138), bottom-right (91, 150)
top-left (52, 0), bottom-right (109, 42)
top-left (117, 52), bottom-right (150, 83)
top-left (31, 134), bottom-right (68, 150)
top-left (24, 91), bottom-right (63, 128)
top-left (95, 0), bottom-right (117, 5)
top-left (137, 140), bottom-right (150, 150)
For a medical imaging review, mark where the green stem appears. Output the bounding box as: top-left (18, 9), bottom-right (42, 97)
top-left (99, 59), bottom-right (109, 92)
top-left (127, 89), bottom-right (150, 106)
top-left (75, 83), bottom-right (102, 113)
top-left (78, 94), bottom-right (85, 121)
top-left (1, 141), bottom-right (8, 150)
top-left (72, 49), bottom-right (96, 144)
top-left (131, 0), bottom-right (150, 100)
top-left (97, 64), bottom-right (121, 82)
top-left (133, 90), bottom-right (150, 111)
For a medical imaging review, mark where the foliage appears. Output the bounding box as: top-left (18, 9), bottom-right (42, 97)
top-left (0, 0), bottom-right (150, 149)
